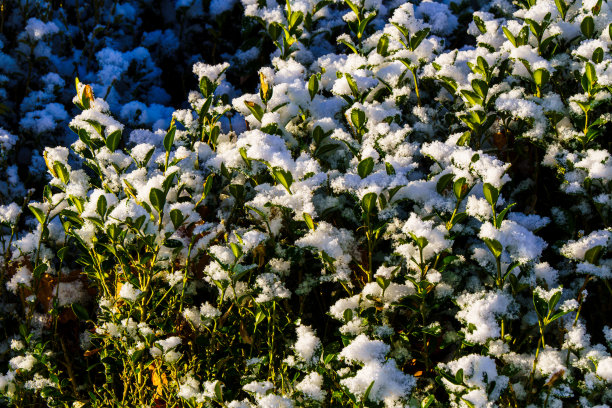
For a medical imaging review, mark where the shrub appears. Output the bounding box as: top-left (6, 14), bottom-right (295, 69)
top-left (1, 0), bottom-right (612, 407)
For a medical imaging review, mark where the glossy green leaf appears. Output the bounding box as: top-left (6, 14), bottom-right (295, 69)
top-left (482, 183), bottom-right (499, 207)
top-left (273, 168), bottom-right (293, 194)
top-left (303, 213), bottom-right (315, 230)
top-left (473, 15), bottom-right (487, 34)
top-left (484, 238), bottom-right (503, 258)
top-left (29, 205), bottom-right (46, 225)
top-left (357, 157), bottom-right (374, 178)
top-left (72, 303), bottom-right (90, 321)
top-left (453, 177), bottom-right (467, 200)
top-left (163, 126), bottom-right (176, 153)
top-left (581, 16), bottom-right (594, 38)
top-left (97, 194), bottom-right (107, 217)
top-left (308, 74), bottom-right (319, 100)
top-left (106, 130), bottom-right (121, 152)
top-left (170, 209), bottom-right (184, 229)
top-left (53, 161), bottom-right (70, 184)
top-left (149, 188), bottom-right (166, 213)
top-left (361, 192), bottom-right (377, 213)
top-left (351, 108), bottom-right (366, 129)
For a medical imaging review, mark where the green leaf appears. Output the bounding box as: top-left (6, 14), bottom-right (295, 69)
top-left (85, 119), bottom-right (103, 136)
top-left (483, 238), bottom-right (502, 258)
top-left (457, 131), bottom-right (471, 146)
top-left (312, 126), bottom-right (325, 144)
top-left (482, 183), bottom-right (499, 207)
top-left (214, 381), bottom-right (223, 402)
top-left (391, 22), bottom-right (410, 45)
top-left (338, 38), bottom-right (359, 55)
top-left (591, 0), bottom-right (603, 14)
top-left (255, 311), bottom-right (266, 325)
top-left (455, 368), bottom-right (464, 385)
top-left (410, 28), bottom-right (430, 51)
top-left (554, 0), bottom-right (568, 20)
top-left (97, 194), bottom-right (107, 217)
top-left (273, 168), bottom-right (293, 194)
top-left (53, 162), bottom-right (70, 184)
top-left (29, 205), bottom-right (46, 225)
top-left (358, 13), bottom-right (376, 38)
top-left (548, 310), bottom-right (571, 323)
top-left (357, 157), bottom-right (374, 178)
top-left (343, 308), bottom-right (353, 322)
top-left (503, 260), bottom-right (520, 280)
top-left (202, 174), bottom-right (214, 200)
top-left (149, 188), bottom-right (166, 213)
top-left (453, 177), bottom-right (467, 200)
top-left (377, 34), bottom-right (389, 56)
top-left (422, 395), bottom-right (435, 408)
top-left (345, 73), bottom-right (359, 97)
top-left (533, 292), bottom-right (548, 319)
top-left (230, 242), bottom-right (243, 259)
top-left (376, 276), bottom-right (390, 291)
top-left (308, 74), bottom-right (319, 100)
top-left (548, 290), bottom-right (562, 310)
top-left (105, 130), bottom-right (121, 151)
top-left (585, 62), bottom-right (597, 84)
top-left (518, 25), bottom-right (530, 45)
top-left (210, 125), bottom-right (220, 145)
top-left (416, 236), bottom-right (429, 250)
top-left (496, 202), bottom-right (515, 227)
top-left (323, 352), bottom-right (336, 364)
top-left (502, 27), bottom-right (517, 47)
top-left (199, 76), bottom-right (215, 97)
top-left (229, 184), bottom-right (245, 201)
top-left (385, 162), bottom-right (395, 175)
top-left (461, 398), bottom-right (476, 408)
top-left (170, 209), bottom-right (184, 229)
top-left (344, 0), bottom-right (360, 16)
top-left (473, 15), bottom-right (487, 34)
top-left (163, 126), bottom-right (176, 153)
top-left (314, 143), bottom-right (341, 157)
top-left (350, 108), bottom-right (366, 129)
top-left (297, 213), bottom-right (313, 232)
top-left (584, 245), bottom-right (603, 265)
top-left (70, 195), bottom-right (85, 214)
top-left (363, 380), bottom-right (376, 402)
top-left (592, 47), bottom-right (604, 64)
top-left (574, 99), bottom-right (591, 114)
top-left (361, 192), bottom-right (377, 214)
top-left (57, 246), bottom-right (69, 262)
top-left (200, 96), bottom-right (213, 117)
top-left (72, 303), bottom-right (90, 321)
top-left (162, 172), bottom-right (177, 195)
top-left (165, 238), bottom-right (184, 249)
top-left (33, 263), bottom-right (48, 278)
top-left (581, 16), bottom-right (594, 38)
top-left (471, 79), bottom-right (488, 99)
top-left (244, 101), bottom-right (264, 122)
top-left (533, 68), bottom-right (550, 87)
top-left (460, 90), bottom-right (483, 106)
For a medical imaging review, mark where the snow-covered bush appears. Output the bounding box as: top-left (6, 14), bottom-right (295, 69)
top-left (1, 0), bottom-right (612, 407)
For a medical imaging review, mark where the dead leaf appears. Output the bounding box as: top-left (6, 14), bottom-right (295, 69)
top-left (149, 364), bottom-right (168, 397)
top-left (83, 84), bottom-right (95, 105)
top-left (239, 320), bottom-right (253, 345)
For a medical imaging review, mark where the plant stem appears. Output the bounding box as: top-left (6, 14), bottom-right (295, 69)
top-left (411, 68), bottom-right (421, 106)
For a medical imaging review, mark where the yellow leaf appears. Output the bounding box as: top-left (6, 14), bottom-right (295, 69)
top-left (43, 150), bottom-right (57, 177)
top-left (259, 72), bottom-right (269, 99)
top-left (149, 364), bottom-right (168, 397)
top-left (83, 84), bottom-right (95, 104)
